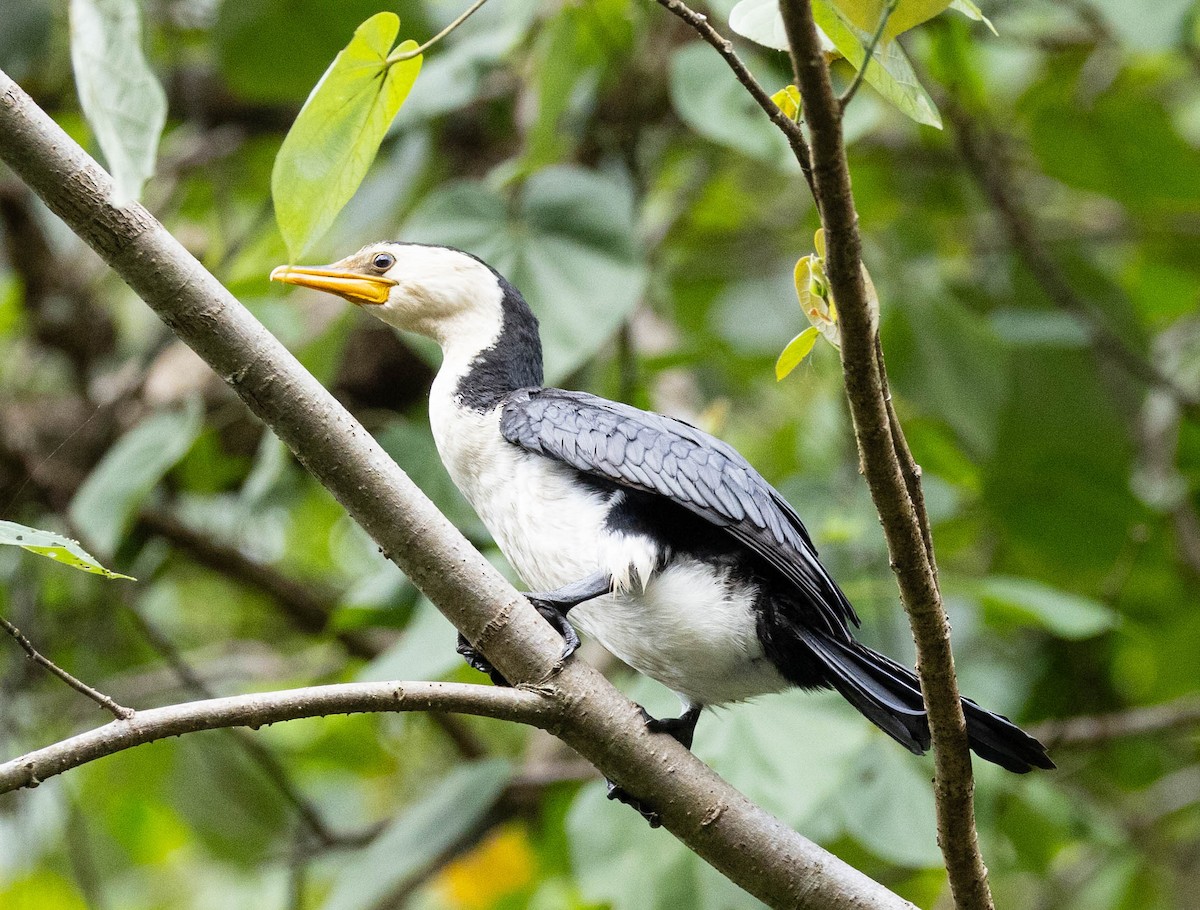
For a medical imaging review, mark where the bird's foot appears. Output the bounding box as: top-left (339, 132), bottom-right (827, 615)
top-left (525, 595), bottom-right (581, 662)
top-left (639, 706), bottom-right (701, 750)
top-left (455, 596), bottom-right (580, 686)
top-left (606, 777), bottom-right (663, 828)
top-left (455, 633), bottom-right (510, 687)
top-left (604, 704), bottom-right (703, 827)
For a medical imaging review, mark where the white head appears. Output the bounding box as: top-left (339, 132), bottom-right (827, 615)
top-left (272, 242), bottom-right (544, 406)
top-left (271, 242), bottom-right (508, 352)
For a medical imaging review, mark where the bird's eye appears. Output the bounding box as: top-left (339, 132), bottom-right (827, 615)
top-left (371, 252), bottom-right (395, 272)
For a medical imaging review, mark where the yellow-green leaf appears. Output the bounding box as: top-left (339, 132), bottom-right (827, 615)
top-left (272, 13), bottom-right (422, 260)
top-left (949, 0), bottom-right (997, 34)
top-left (776, 326), bottom-right (820, 380)
top-left (0, 520), bottom-right (133, 580)
top-left (771, 84), bottom-right (802, 120)
top-left (834, 0), bottom-right (952, 42)
top-left (813, 0), bottom-right (942, 128)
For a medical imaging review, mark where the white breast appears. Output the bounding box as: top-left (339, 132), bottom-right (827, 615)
top-left (427, 379), bottom-right (788, 707)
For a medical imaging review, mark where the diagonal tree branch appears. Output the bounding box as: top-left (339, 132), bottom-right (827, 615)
top-left (941, 94), bottom-right (1200, 422)
top-left (0, 68), bottom-right (913, 910)
top-left (652, 0), bottom-right (817, 197)
top-left (776, 3), bottom-right (992, 909)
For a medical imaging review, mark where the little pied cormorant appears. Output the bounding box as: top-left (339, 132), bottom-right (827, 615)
top-left (272, 242), bottom-right (1053, 816)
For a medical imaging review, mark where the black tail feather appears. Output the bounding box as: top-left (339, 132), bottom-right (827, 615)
top-left (798, 630), bottom-right (1054, 773)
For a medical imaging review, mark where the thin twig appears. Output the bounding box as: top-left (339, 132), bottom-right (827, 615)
top-left (0, 680), bottom-right (556, 794)
top-left (386, 0), bottom-right (491, 63)
top-left (1, 616), bottom-right (134, 720)
top-left (776, 3), bottom-right (993, 909)
top-left (839, 0), bottom-right (897, 110)
top-left (1033, 696), bottom-right (1200, 748)
top-left (651, 0), bottom-right (817, 200)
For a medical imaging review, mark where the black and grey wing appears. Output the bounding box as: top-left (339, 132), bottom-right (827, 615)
top-left (500, 387), bottom-right (859, 637)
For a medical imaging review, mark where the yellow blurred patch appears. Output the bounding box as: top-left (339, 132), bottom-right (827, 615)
top-left (435, 823), bottom-right (536, 910)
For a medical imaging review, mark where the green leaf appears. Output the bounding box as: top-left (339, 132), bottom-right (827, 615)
top-left (776, 326), bottom-right (820, 380)
top-left (403, 166), bottom-right (647, 382)
top-left (272, 13), bottom-right (423, 260)
top-left (68, 0), bottom-right (166, 203)
top-left (0, 520), bottom-right (133, 580)
top-left (69, 401), bottom-right (204, 558)
top-left (948, 0), bottom-right (997, 33)
top-left (834, 0), bottom-right (953, 42)
top-left (813, 0), bottom-right (942, 128)
top-left (979, 575), bottom-right (1120, 640)
top-left (320, 761), bottom-right (512, 910)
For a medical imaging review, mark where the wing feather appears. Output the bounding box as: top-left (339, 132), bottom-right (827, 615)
top-left (501, 388), bottom-right (859, 635)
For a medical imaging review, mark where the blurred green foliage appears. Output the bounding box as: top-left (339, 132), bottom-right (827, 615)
top-left (2, 0), bottom-right (1199, 909)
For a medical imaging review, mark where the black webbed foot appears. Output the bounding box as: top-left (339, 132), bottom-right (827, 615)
top-left (604, 704), bottom-right (704, 827)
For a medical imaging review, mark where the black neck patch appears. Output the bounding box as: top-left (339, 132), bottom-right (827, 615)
top-left (454, 267), bottom-right (544, 411)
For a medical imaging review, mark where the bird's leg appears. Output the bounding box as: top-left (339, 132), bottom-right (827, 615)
top-left (456, 570), bottom-right (612, 686)
top-left (524, 569), bottom-right (613, 661)
top-left (641, 703), bottom-right (703, 750)
top-left (606, 704), bottom-right (704, 827)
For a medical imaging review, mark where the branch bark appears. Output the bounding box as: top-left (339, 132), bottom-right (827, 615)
top-left (0, 68), bottom-right (913, 910)
top-left (0, 681), bottom-right (551, 794)
top-left (776, 4), bottom-right (992, 909)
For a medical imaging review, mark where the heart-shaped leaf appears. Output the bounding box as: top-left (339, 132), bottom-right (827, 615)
top-left (403, 166), bottom-right (647, 382)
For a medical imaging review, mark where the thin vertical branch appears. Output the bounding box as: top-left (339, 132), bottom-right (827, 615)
top-left (776, 2), bottom-right (993, 908)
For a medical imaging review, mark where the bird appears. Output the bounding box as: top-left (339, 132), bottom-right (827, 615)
top-left (271, 241), bottom-right (1054, 820)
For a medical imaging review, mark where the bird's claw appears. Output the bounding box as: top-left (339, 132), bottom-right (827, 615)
top-left (455, 633), bottom-right (510, 687)
top-left (639, 706), bottom-right (699, 750)
top-left (455, 597), bottom-right (579, 685)
top-left (526, 596), bottom-right (581, 662)
top-left (606, 777), bottom-right (662, 828)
